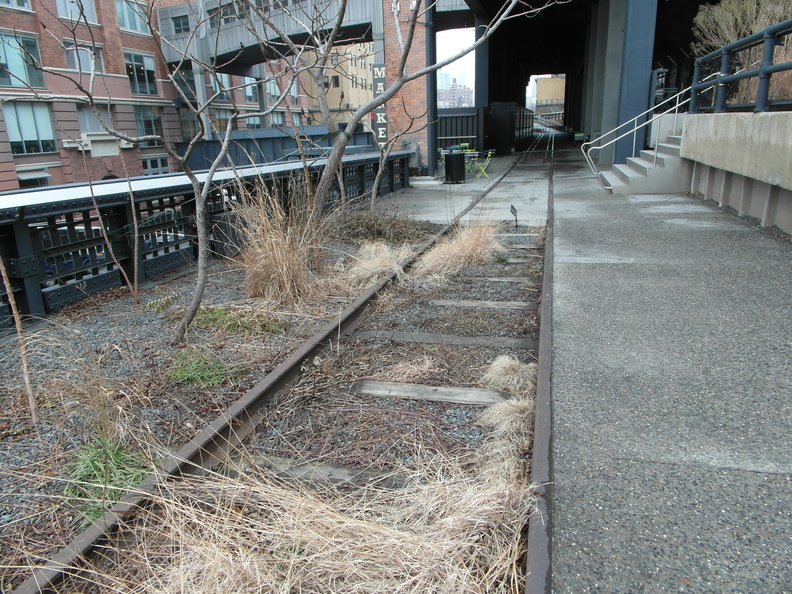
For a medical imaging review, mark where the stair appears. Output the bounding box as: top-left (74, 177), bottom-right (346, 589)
top-left (602, 135), bottom-right (692, 194)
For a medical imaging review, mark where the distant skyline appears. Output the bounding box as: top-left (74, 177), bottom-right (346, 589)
top-left (435, 28), bottom-right (475, 92)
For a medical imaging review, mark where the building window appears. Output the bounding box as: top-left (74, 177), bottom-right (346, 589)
top-left (170, 63), bottom-right (196, 101)
top-left (246, 115), bottom-right (262, 129)
top-left (124, 51), bottom-right (157, 95)
top-left (331, 75), bottom-right (340, 88)
top-left (65, 43), bottom-right (103, 73)
top-left (288, 79), bottom-right (299, 105)
top-left (116, 0), bottom-right (150, 34)
top-left (266, 79), bottom-right (279, 100)
top-left (77, 105), bottom-right (110, 133)
top-left (171, 15), bottom-right (190, 34)
top-left (330, 53), bottom-right (339, 66)
top-left (17, 169), bottom-right (50, 188)
top-left (0, 33), bottom-right (44, 88)
top-left (208, 3), bottom-right (237, 28)
top-left (134, 105), bottom-right (162, 146)
top-left (142, 157), bottom-right (169, 175)
top-left (179, 109), bottom-right (200, 140)
top-left (213, 108), bottom-right (234, 133)
top-left (243, 76), bottom-right (258, 103)
top-left (57, 0), bottom-right (97, 22)
top-left (211, 72), bottom-right (231, 102)
top-left (0, 0), bottom-right (31, 10)
top-left (2, 102), bottom-right (56, 154)
top-left (270, 111), bottom-right (284, 126)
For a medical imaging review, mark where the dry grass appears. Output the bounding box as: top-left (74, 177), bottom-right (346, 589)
top-left (479, 355), bottom-right (537, 397)
top-left (412, 225), bottom-right (504, 279)
top-left (381, 354), bottom-right (449, 385)
top-left (22, 320), bottom-right (133, 444)
top-left (323, 209), bottom-right (442, 244)
top-left (235, 178), bottom-right (320, 305)
top-left (336, 241), bottom-right (413, 290)
top-left (73, 387), bottom-right (536, 594)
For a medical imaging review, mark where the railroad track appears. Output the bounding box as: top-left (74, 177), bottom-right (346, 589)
top-left (14, 143), bottom-right (555, 593)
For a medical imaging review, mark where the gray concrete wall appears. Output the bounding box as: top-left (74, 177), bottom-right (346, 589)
top-left (683, 113), bottom-right (792, 235)
top-left (681, 113), bottom-right (792, 192)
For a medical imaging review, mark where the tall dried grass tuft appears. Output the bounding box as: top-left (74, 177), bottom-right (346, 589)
top-left (413, 225), bottom-right (503, 278)
top-left (479, 355), bottom-right (537, 397)
top-left (235, 177), bottom-right (320, 305)
top-left (339, 241), bottom-right (412, 290)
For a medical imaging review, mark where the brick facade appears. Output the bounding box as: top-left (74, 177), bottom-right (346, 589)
top-left (382, 5), bottom-right (430, 174)
top-left (0, 0), bottom-right (181, 192)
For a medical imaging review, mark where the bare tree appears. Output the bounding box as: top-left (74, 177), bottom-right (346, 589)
top-left (692, 0), bottom-right (792, 54)
top-left (3, 0), bottom-right (564, 343)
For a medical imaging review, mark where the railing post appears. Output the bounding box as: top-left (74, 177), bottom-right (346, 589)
top-left (715, 51), bottom-right (731, 113)
top-left (9, 219), bottom-right (46, 317)
top-left (755, 31), bottom-right (777, 112)
top-left (689, 61), bottom-right (701, 113)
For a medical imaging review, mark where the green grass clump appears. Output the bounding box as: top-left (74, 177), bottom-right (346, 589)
top-left (166, 350), bottom-right (244, 386)
top-left (64, 439), bottom-right (151, 524)
top-left (192, 306), bottom-right (285, 335)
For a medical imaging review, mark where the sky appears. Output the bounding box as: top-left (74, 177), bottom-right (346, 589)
top-left (435, 28), bottom-right (476, 89)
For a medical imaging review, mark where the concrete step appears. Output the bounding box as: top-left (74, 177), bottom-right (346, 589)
top-left (600, 170), bottom-right (628, 193)
top-left (613, 162), bottom-right (646, 185)
top-left (667, 135), bottom-right (682, 146)
top-left (625, 156), bottom-right (658, 176)
top-left (657, 142), bottom-right (681, 157)
top-left (639, 149), bottom-right (673, 167)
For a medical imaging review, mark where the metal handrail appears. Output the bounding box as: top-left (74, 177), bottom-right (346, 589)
top-left (580, 70), bottom-right (724, 190)
top-left (690, 17), bottom-right (792, 113)
top-left (581, 84), bottom-right (694, 189)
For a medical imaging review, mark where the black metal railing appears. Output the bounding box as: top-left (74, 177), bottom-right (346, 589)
top-left (437, 107), bottom-right (485, 151)
top-left (0, 151), bottom-right (411, 325)
top-left (690, 18), bottom-right (792, 113)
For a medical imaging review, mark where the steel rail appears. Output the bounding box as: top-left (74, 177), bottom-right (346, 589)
top-left (14, 155), bottom-right (525, 594)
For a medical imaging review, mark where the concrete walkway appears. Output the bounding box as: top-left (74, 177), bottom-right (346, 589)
top-left (550, 148), bottom-right (792, 593)
top-left (377, 141), bottom-right (791, 592)
top-left (373, 152), bottom-right (548, 228)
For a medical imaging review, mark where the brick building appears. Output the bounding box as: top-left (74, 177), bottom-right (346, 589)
top-left (0, 0), bottom-right (320, 193)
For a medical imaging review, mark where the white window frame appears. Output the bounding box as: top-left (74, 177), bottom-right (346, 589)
top-left (243, 76), bottom-right (258, 103)
top-left (0, 0), bottom-right (32, 11)
top-left (116, 0), bottom-right (150, 35)
top-left (3, 101), bottom-right (57, 154)
top-left (133, 104), bottom-right (162, 146)
top-left (65, 42), bottom-right (103, 73)
top-left (270, 110), bottom-right (284, 126)
top-left (142, 156), bottom-right (169, 176)
top-left (210, 72), bottom-right (231, 102)
top-left (0, 32), bottom-right (44, 88)
top-left (124, 50), bottom-right (157, 95)
top-left (76, 104), bottom-right (110, 133)
top-left (56, 0), bottom-right (97, 23)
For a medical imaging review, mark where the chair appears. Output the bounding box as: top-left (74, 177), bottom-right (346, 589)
top-left (473, 149), bottom-right (495, 178)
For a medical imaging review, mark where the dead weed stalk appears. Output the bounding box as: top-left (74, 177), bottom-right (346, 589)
top-left (235, 177), bottom-right (320, 305)
top-left (412, 225), bottom-right (504, 279)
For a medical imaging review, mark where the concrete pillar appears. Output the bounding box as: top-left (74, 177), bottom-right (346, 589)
top-left (474, 16), bottom-right (489, 108)
top-left (600, 0), bottom-right (626, 166)
top-left (426, 6), bottom-right (437, 176)
top-left (614, 0), bottom-right (658, 163)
